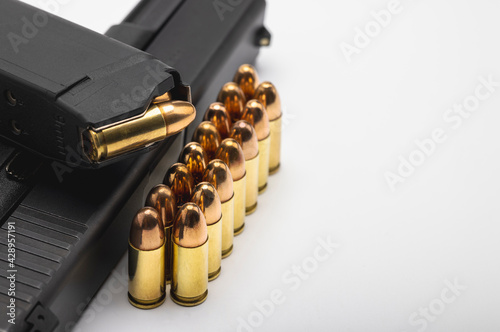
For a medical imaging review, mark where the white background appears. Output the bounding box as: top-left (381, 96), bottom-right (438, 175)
top-left (18, 0), bottom-right (500, 331)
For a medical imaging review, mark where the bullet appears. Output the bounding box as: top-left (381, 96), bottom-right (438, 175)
top-left (179, 142), bottom-right (208, 183)
top-left (230, 121), bottom-right (259, 215)
top-left (163, 163), bottom-right (195, 208)
top-left (128, 207), bottom-right (165, 309)
top-left (242, 100), bottom-right (270, 194)
top-left (215, 139), bottom-right (246, 235)
top-left (171, 203), bottom-right (209, 306)
top-left (192, 121), bottom-right (222, 160)
top-left (216, 82), bottom-right (246, 122)
top-left (85, 100), bottom-right (196, 163)
top-left (191, 182), bottom-right (222, 281)
top-left (145, 185), bottom-right (177, 285)
top-left (203, 102), bottom-right (231, 139)
top-left (254, 82), bottom-right (282, 174)
top-left (233, 64), bottom-right (260, 101)
top-left (204, 160), bottom-right (234, 258)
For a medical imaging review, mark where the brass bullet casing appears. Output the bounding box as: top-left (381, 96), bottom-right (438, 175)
top-left (204, 160), bottom-right (234, 258)
top-left (171, 203), bottom-right (209, 306)
top-left (230, 121), bottom-right (259, 215)
top-left (191, 183), bottom-right (222, 281)
top-left (215, 139), bottom-right (246, 235)
top-left (128, 207), bottom-right (165, 309)
top-left (216, 82), bottom-right (246, 122)
top-left (179, 142), bottom-right (208, 183)
top-left (85, 100), bottom-right (196, 163)
top-left (242, 100), bottom-right (270, 194)
top-left (192, 121), bottom-right (222, 160)
top-left (254, 82), bottom-right (282, 174)
top-left (163, 163), bottom-right (195, 208)
top-left (203, 102), bottom-right (231, 139)
top-left (145, 185), bottom-right (177, 285)
top-left (233, 64), bottom-right (260, 101)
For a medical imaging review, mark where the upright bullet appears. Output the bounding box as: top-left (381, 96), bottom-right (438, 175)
top-left (128, 207), bottom-right (165, 309)
top-left (163, 163), bottom-right (195, 208)
top-left (233, 64), bottom-right (260, 101)
top-left (145, 185), bottom-right (177, 285)
top-left (230, 121), bottom-right (259, 215)
top-left (204, 160), bottom-right (234, 258)
top-left (215, 139), bottom-right (246, 235)
top-left (204, 102), bottom-right (231, 139)
top-left (242, 100), bottom-right (270, 194)
top-left (192, 121), bottom-right (222, 160)
top-left (171, 203), bottom-right (209, 306)
top-left (191, 183), bottom-right (222, 281)
top-left (217, 82), bottom-right (246, 122)
top-left (179, 142), bottom-right (208, 183)
top-left (254, 82), bottom-right (282, 174)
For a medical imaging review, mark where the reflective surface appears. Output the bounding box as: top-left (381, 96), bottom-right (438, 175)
top-left (253, 81), bottom-right (281, 121)
top-left (145, 184), bottom-right (177, 228)
top-left (233, 64), bottom-right (260, 101)
top-left (203, 159), bottom-right (234, 203)
top-left (191, 182), bottom-right (222, 226)
top-left (204, 102), bottom-right (231, 139)
top-left (242, 99), bottom-right (270, 141)
top-left (216, 82), bottom-right (246, 122)
top-left (192, 121), bottom-right (222, 160)
top-left (172, 203), bottom-right (208, 248)
top-left (129, 207), bottom-right (165, 251)
top-left (230, 120), bottom-right (259, 160)
top-left (179, 142), bottom-right (208, 183)
top-left (215, 138), bottom-right (246, 181)
top-left (163, 163), bottom-right (195, 207)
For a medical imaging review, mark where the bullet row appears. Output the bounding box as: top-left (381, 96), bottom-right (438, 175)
top-left (128, 64), bottom-right (282, 309)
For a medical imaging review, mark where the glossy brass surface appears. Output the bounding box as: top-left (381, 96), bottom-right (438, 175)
top-left (204, 102), bottom-right (231, 139)
top-left (163, 163), bottom-right (195, 208)
top-left (128, 207), bottom-right (165, 309)
top-left (85, 100), bottom-right (195, 162)
top-left (233, 64), bottom-right (260, 101)
top-left (230, 121), bottom-right (259, 214)
top-left (171, 203), bottom-right (208, 306)
top-left (145, 185), bottom-right (177, 284)
top-left (216, 82), bottom-right (246, 122)
top-left (179, 142), bottom-right (208, 183)
top-left (192, 121), bottom-right (222, 160)
top-left (254, 82), bottom-right (282, 173)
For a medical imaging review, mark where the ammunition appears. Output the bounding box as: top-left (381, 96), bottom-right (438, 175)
top-left (230, 121), bottom-right (259, 215)
top-left (203, 160), bottom-right (234, 258)
top-left (242, 100), bottom-right (270, 194)
top-left (128, 207), bottom-right (165, 309)
top-left (171, 203), bottom-right (209, 306)
top-left (145, 185), bottom-right (177, 285)
top-left (179, 142), bottom-right (208, 183)
top-left (85, 100), bottom-right (195, 163)
top-left (216, 82), bottom-right (246, 122)
top-left (215, 139), bottom-right (246, 235)
top-left (233, 64), bottom-right (260, 101)
top-left (254, 82), bottom-right (282, 174)
top-left (203, 102), bottom-right (231, 139)
top-left (191, 182), bottom-right (222, 281)
top-left (163, 163), bottom-right (195, 208)
top-left (192, 121), bottom-right (222, 160)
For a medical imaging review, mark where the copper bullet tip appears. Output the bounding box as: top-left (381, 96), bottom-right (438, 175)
top-left (241, 100), bottom-right (270, 140)
top-left (216, 82), bottom-right (246, 122)
top-left (203, 102), bottom-right (231, 139)
top-left (254, 81), bottom-right (281, 121)
top-left (215, 138), bottom-right (246, 181)
top-left (163, 163), bottom-right (195, 207)
top-left (203, 160), bottom-right (234, 203)
top-left (191, 182), bottom-right (222, 226)
top-left (192, 121), bottom-right (222, 160)
top-left (160, 100), bottom-right (197, 136)
top-left (173, 203), bottom-right (208, 248)
top-left (233, 64), bottom-right (260, 101)
top-left (230, 120), bottom-right (259, 160)
top-left (145, 184), bottom-right (177, 228)
top-left (179, 142), bottom-right (208, 183)
top-left (129, 207), bottom-right (165, 251)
